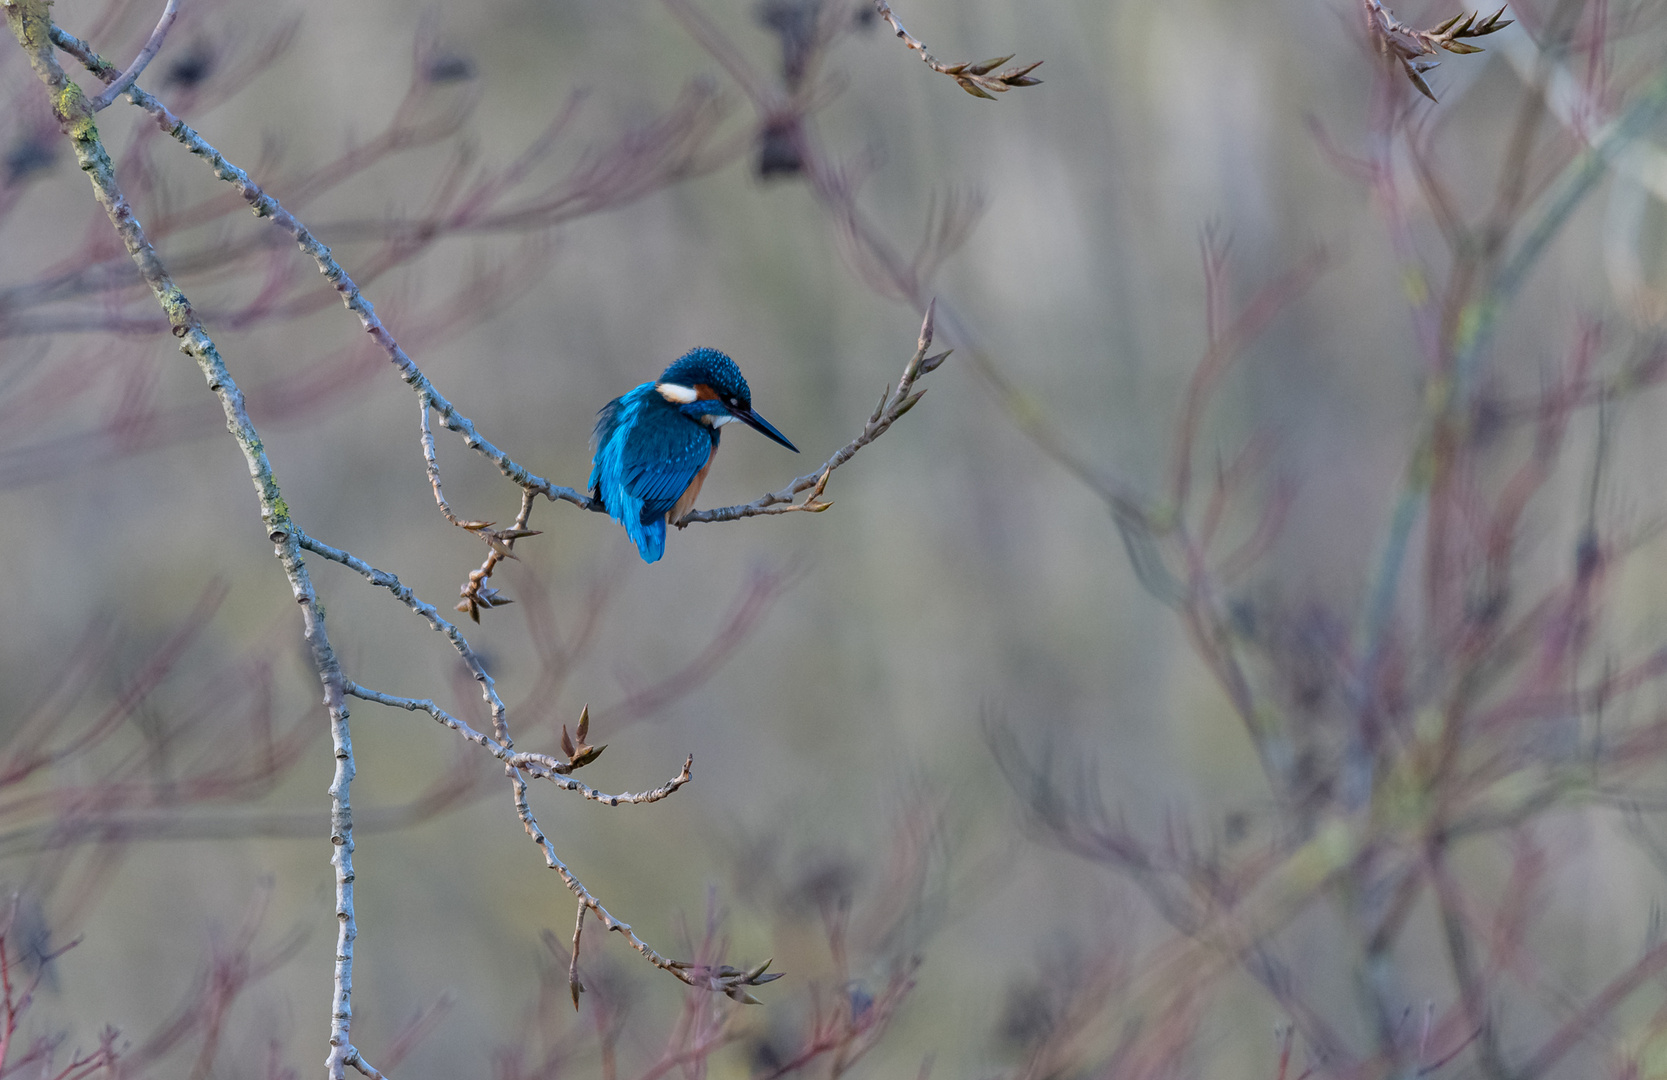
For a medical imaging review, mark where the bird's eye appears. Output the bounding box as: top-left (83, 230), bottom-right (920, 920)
top-left (727, 396), bottom-right (741, 408)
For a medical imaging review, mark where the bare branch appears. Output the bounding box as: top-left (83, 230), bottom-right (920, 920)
top-left (48, 21), bottom-right (600, 514)
top-left (86, 0), bottom-right (177, 111)
top-left (344, 682), bottom-right (693, 803)
top-left (296, 530), bottom-right (515, 746)
top-left (0, 7), bottom-right (362, 1075)
top-left (343, 1047), bottom-right (390, 1080)
top-left (509, 770), bottom-right (779, 997)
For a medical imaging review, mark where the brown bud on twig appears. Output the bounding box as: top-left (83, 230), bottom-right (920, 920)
top-left (456, 585), bottom-right (515, 621)
top-left (561, 705), bottom-right (607, 769)
top-left (872, 2), bottom-right (1041, 100)
top-left (1364, 2), bottom-right (1512, 101)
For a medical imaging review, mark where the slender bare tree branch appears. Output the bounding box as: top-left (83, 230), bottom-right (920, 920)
top-left (0, 8), bottom-right (362, 1074)
top-left (86, 0), bottom-right (176, 110)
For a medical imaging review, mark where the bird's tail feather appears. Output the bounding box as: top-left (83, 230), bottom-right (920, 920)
top-left (628, 515), bottom-right (666, 563)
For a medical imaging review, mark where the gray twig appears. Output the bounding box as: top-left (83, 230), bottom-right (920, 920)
top-left (48, 23), bottom-right (598, 515)
top-left (870, 1), bottom-right (1040, 99)
top-left (344, 1048), bottom-right (390, 1080)
top-left (296, 529), bottom-right (515, 745)
top-left (2, 6), bottom-right (359, 1075)
top-left (509, 771), bottom-right (779, 999)
top-left (87, 0), bottom-right (177, 111)
top-left (344, 681), bottom-right (693, 803)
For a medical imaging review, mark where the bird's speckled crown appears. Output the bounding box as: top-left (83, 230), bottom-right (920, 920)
top-left (659, 347), bottom-right (751, 404)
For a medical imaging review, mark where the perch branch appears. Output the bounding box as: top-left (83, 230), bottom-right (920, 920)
top-left (48, 22), bottom-right (599, 513)
top-left (679, 301), bottom-right (947, 524)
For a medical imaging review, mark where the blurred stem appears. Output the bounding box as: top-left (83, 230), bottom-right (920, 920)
top-left (1358, 61), bottom-right (1667, 751)
top-left (1428, 842), bottom-right (1512, 1080)
top-left (1459, 63), bottom-right (1667, 389)
top-left (1, 5), bottom-right (359, 1076)
top-left (1479, 0), bottom-right (1584, 262)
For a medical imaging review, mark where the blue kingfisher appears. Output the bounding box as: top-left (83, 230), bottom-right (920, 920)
top-left (590, 347), bottom-right (799, 562)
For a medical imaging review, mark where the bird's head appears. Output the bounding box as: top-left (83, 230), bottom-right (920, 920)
top-left (656, 347), bottom-right (799, 452)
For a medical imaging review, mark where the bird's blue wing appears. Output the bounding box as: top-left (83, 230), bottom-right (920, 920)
top-left (589, 386), bottom-right (714, 563)
top-left (591, 396), bottom-right (625, 458)
top-left (620, 415), bottom-right (714, 519)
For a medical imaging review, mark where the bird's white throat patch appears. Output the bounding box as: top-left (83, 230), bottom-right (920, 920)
top-left (702, 413), bottom-right (736, 427)
top-left (656, 382), bottom-right (699, 404)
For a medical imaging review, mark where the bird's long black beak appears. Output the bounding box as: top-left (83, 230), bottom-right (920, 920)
top-left (732, 405), bottom-right (799, 452)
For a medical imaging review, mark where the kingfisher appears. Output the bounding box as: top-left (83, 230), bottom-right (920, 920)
top-left (590, 347), bottom-right (799, 562)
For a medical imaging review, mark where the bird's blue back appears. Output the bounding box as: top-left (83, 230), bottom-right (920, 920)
top-left (590, 383), bottom-right (721, 563)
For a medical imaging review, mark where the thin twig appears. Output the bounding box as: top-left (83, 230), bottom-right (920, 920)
top-left (47, 23), bottom-right (598, 513)
top-left (570, 904), bottom-right (587, 1009)
top-left (509, 770), bottom-right (779, 997)
top-left (86, 0), bottom-right (176, 111)
top-left (343, 1047), bottom-right (390, 1080)
top-left (870, 1), bottom-right (1041, 99)
top-left (296, 530), bottom-right (514, 746)
top-left (344, 681), bottom-right (693, 804)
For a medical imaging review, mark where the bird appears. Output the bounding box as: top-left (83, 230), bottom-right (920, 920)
top-left (590, 347), bottom-right (799, 562)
